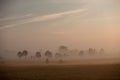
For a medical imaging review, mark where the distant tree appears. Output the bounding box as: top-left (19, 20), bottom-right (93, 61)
top-left (79, 50), bottom-right (84, 55)
top-left (93, 49), bottom-right (97, 54)
top-left (23, 50), bottom-right (28, 59)
top-left (35, 51), bottom-right (41, 59)
top-left (45, 50), bottom-right (52, 63)
top-left (17, 51), bottom-right (23, 59)
top-left (55, 53), bottom-right (64, 63)
top-left (99, 48), bottom-right (105, 54)
top-left (45, 58), bottom-right (49, 64)
top-left (59, 45), bottom-right (68, 52)
top-left (88, 48), bottom-right (94, 54)
top-left (45, 50), bottom-right (52, 58)
top-left (58, 45), bottom-right (69, 57)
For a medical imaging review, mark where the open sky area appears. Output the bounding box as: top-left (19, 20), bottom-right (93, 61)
top-left (0, 0), bottom-right (120, 53)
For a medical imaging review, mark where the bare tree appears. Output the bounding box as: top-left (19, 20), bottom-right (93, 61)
top-left (88, 48), bottom-right (95, 55)
top-left (59, 46), bottom-right (68, 52)
top-left (93, 48), bottom-right (97, 54)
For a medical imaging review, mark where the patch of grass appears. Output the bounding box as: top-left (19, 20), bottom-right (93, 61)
top-left (0, 64), bottom-right (120, 80)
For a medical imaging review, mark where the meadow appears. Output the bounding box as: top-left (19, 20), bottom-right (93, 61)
top-left (0, 63), bottom-right (120, 80)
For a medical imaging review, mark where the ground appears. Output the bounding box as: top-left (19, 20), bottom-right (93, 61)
top-left (0, 63), bottom-right (120, 80)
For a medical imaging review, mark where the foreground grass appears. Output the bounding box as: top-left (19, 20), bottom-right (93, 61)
top-left (0, 64), bottom-right (120, 80)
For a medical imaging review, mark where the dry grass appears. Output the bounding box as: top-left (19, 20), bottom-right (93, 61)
top-left (0, 63), bottom-right (120, 80)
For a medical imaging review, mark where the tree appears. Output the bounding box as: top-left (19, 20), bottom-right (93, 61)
top-left (23, 50), bottom-right (28, 59)
top-left (88, 48), bottom-right (95, 55)
top-left (17, 51), bottom-right (23, 59)
top-left (58, 45), bottom-right (69, 57)
top-left (55, 53), bottom-right (64, 63)
top-left (44, 50), bottom-right (52, 63)
top-left (45, 50), bottom-right (52, 58)
top-left (93, 48), bottom-right (97, 54)
top-left (79, 50), bottom-right (84, 55)
top-left (35, 51), bottom-right (41, 59)
top-left (59, 45), bottom-right (68, 52)
top-left (99, 48), bottom-right (104, 54)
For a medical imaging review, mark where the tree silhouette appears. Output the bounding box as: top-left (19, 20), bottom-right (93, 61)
top-left (23, 50), bottom-right (28, 59)
top-left (88, 48), bottom-right (95, 55)
top-left (17, 51), bottom-right (23, 59)
top-left (79, 50), bottom-right (84, 55)
top-left (58, 45), bottom-right (69, 57)
top-left (55, 53), bottom-right (64, 63)
top-left (35, 51), bottom-right (41, 59)
top-left (45, 50), bottom-right (52, 58)
top-left (59, 45), bottom-right (68, 52)
top-left (99, 48), bottom-right (104, 54)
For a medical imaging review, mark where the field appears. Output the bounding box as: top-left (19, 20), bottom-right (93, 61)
top-left (0, 63), bottom-right (120, 80)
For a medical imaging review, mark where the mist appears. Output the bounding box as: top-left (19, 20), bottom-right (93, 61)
top-left (0, 0), bottom-right (120, 65)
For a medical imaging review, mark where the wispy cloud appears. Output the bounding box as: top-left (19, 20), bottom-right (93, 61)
top-left (26, 9), bottom-right (87, 23)
top-left (0, 14), bottom-right (32, 22)
top-left (0, 24), bottom-right (17, 30)
top-left (0, 9), bottom-right (87, 30)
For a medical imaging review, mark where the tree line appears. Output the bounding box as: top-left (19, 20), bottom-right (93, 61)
top-left (17, 46), bottom-right (105, 63)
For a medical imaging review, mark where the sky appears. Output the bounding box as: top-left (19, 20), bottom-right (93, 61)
top-left (0, 0), bottom-right (120, 53)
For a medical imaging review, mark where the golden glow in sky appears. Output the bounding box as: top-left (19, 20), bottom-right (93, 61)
top-left (0, 0), bottom-right (120, 53)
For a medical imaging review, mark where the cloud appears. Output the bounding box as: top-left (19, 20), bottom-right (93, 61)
top-left (0, 9), bottom-right (87, 30)
top-left (0, 24), bottom-right (17, 30)
top-left (27, 9), bottom-right (87, 23)
top-left (0, 14), bottom-right (32, 22)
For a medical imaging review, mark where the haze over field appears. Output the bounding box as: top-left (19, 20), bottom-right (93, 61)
top-left (0, 0), bottom-right (120, 62)
top-left (1, 1), bottom-right (120, 80)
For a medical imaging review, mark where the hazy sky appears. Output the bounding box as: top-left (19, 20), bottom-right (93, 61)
top-left (0, 0), bottom-right (120, 52)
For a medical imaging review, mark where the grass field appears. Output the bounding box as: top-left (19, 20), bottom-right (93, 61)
top-left (0, 63), bottom-right (120, 80)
